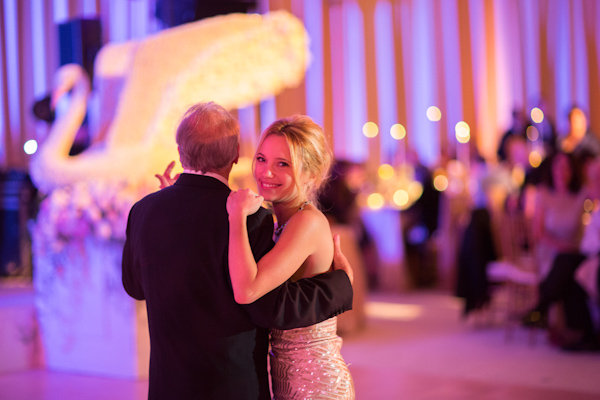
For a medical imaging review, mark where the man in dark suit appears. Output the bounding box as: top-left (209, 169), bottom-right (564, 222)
top-left (122, 102), bottom-right (353, 400)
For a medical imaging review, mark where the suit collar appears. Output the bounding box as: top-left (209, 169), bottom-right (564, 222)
top-left (174, 173), bottom-right (230, 191)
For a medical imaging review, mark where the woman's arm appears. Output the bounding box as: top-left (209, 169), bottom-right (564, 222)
top-left (227, 189), bottom-right (321, 304)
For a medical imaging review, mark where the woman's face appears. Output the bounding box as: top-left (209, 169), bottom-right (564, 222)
top-left (253, 134), bottom-right (299, 203)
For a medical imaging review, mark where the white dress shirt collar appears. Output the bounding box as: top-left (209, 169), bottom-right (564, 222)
top-left (183, 169), bottom-right (229, 187)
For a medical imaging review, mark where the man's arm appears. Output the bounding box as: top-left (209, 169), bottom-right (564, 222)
top-left (241, 209), bottom-right (353, 330)
top-left (245, 270), bottom-right (353, 330)
top-left (122, 205), bottom-right (145, 300)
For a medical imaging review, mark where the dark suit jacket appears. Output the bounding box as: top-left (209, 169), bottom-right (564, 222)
top-left (122, 174), bottom-right (353, 400)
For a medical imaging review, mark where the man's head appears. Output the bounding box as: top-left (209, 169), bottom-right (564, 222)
top-left (176, 102), bottom-right (240, 173)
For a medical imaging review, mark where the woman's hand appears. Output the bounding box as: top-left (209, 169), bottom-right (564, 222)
top-left (332, 235), bottom-right (354, 285)
top-left (155, 161), bottom-right (180, 189)
top-left (227, 188), bottom-right (264, 218)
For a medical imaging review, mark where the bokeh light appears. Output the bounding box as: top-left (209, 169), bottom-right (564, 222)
top-left (526, 126), bottom-right (539, 141)
top-left (363, 122), bottom-right (379, 138)
top-left (455, 121), bottom-right (470, 143)
top-left (378, 164), bottom-right (395, 180)
top-left (531, 107), bottom-right (544, 123)
top-left (511, 165), bottom-right (526, 187)
top-left (426, 106), bottom-right (442, 122)
top-left (393, 190), bottom-right (409, 207)
top-left (407, 181), bottom-right (423, 199)
top-left (584, 199), bottom-right (594, 213)
top-left (528, 151), bottom-right (542, 168)
top-left (367, 193), bottom-right (385, 209)
top-left (583, 212), bottom-right (592, 226)
top-left (390, 123), bottom-right (406, 140)
top-left (24, 139), bottom-right (38, 155)
top-left (433, 175), bottom-right (448, 191)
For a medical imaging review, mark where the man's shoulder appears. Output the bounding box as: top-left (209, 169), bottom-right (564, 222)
top-left (248, 206), bottom-right (273, 226)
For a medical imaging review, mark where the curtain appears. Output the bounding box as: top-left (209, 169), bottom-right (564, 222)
top-left (1, 0), bottom-right (599, 173)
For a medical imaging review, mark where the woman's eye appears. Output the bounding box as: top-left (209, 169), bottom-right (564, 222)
top-left (256, 156), bottom-right (265, 162)
top-left (278, 162), bottom-right (289, 168)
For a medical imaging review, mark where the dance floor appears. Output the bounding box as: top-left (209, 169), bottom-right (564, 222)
top-left (1, 289), bottom-right (600, 400)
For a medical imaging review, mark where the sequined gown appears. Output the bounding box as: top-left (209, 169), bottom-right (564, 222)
top-left (269, 317), bottom-right (354, 399)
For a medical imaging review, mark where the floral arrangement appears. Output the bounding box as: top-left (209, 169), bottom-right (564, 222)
top-left (32, 181), bottom-right (153, 253)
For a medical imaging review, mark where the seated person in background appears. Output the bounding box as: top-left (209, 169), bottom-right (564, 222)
top-left (497, 108), bottom-right (528, 162)
top-left (523, 157), bottom-right (600, 352)
top-left (560, 106), bottom-right (600, 159)
top-left (319, 160), bottom-right (370, 333)
top-left (319, 160), bottom-right (378, 290)
top-left (532, 151), bottom-right (586, 280)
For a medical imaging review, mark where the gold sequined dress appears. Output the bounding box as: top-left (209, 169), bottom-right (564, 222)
top-left (269, 317), bottom-right (355, 399)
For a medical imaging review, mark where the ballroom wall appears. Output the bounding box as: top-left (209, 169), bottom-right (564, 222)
top-left (1, 0), bottom-right (599, 174)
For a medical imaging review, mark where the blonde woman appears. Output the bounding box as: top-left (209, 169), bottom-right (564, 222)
top-left (227, 115), bottom-right (355, 399)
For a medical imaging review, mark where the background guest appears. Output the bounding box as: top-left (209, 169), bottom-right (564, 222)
top-left (532, 151), bottom-right (586, 280)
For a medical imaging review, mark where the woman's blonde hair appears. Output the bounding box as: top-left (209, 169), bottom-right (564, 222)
top-left (254, 115), bottom-right (332, 206)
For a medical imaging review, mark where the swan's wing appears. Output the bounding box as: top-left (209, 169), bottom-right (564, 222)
top-left (149, 11), bottom-right (310, 145)
top-left (105, 12), bottom-right (288, 149)
top-left (88, 41), bottom-right (138, 145)
top-left (171, 11), bottom-right (310, 110)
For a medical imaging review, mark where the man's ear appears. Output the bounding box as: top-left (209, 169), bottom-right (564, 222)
top-left (233, 144), bottom-right (240, 165)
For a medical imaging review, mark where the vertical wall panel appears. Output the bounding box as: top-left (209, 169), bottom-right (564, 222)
top-left (554, 0), bottom-right (572, 133)
top-left (586, 0), bottom-right (600, 132)
top-left (17, 0), bottom-right (34, 168)
top-left (439, 0), bottom-right (463, 159)
top-left (343, 2), bottom-right (369, 163)
top-left (0, 0), bottom-right (9, 166)
top-left (329, 1), bottom-right (347, 160)
top-left (360, 0), bottom-right (380, 170)
top-left (273, 0), bottom-right (306, 118)
top-left (572, 0), bottom-right (589, 109)
top-left (391, 0), bottom-right (407, 159)
top-left (5, 0), bottom-right (20, 166)
top-left (520, 0), bottom-right (540, 109)
top-left (2, 0), bottom-right (600, 170)
top-left (409, 0), bottom-right (439, 166)
top-left (303, 0), bottom-right (325, 127)
top-left (374, 1), bottom-right (398, 165)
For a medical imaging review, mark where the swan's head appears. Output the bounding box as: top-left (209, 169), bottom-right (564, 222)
top-left (51, 64), bottom-right (91, 108)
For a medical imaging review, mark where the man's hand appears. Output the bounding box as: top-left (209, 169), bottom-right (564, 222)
top-left (155, 161), bottom-right (180, 189)
top-left (332, 235), bottom-right (353, 285)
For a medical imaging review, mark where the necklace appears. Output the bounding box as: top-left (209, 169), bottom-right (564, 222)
top-left (273, 200), bottom-right (311, 237)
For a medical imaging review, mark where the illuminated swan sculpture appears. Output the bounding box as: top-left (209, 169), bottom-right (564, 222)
top-left (30, 11), bottom-right (310, 194)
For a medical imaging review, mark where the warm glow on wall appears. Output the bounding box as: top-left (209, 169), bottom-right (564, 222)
top-left (367, 193), bottom-right (385, 209)
top-left (531, 107), bottom-right (544, 123)
top-left (426, 106), bottom-right (442, 122)
top-left (363, 122), bottom-right (379, 137)
top-left (390, 123), bottom-right (406, 140)
top-left (455, 121), bottom-right (470, 143)
top-left (378, 164), bottom-right (395, 180)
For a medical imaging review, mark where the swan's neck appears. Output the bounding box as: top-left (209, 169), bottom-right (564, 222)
top-left (42, 74), bottom-right (90, 158)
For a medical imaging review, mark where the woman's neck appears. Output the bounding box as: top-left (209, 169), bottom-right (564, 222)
top-left (273, 199), bottom-right (309, 227)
